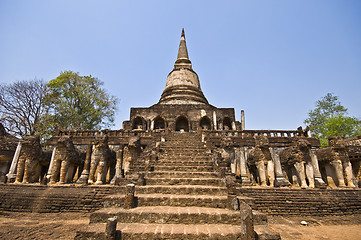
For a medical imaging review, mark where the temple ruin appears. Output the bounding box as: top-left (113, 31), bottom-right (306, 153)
top-left (1, 29), bottom-right (361, 239)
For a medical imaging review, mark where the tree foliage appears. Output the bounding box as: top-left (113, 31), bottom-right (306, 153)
top-left (0, 79), bottom-right (48, 136)
top-left (44, 71), bottom-right (117, 133)
top-left (304, 93), bottom-right (361, 147)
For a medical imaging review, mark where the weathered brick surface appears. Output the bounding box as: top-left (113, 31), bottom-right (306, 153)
top-left (237, 187), bottom-right (361, 216)
top-left (0, 184), bottom-right (125, 213)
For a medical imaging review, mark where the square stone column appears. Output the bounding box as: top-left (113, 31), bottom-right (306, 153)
top-left (269, 147), bottom-right (290, 187)
top-left (309, 148), bottom-right (327, 188)
top-left (6, 141), bottom-right (22, 183)
top-left (77, 144), bottom-right (92, 185)
top-left (238, 147), bottom-right (251, 185)
top-left (46, 146), bottom-right (58, 182)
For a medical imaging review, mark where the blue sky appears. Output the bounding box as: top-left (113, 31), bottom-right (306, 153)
top-left (0, 0), bottom-right (360, 130)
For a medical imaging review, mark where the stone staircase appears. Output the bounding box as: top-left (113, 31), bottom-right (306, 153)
top-left (75, 132), bottom-right (276, 239)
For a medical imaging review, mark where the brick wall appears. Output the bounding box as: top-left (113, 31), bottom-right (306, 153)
top-left (1, 184), bottom-right (360, 216)
top-left (237, 188), bottom-right (361, 216)
top-left (0, 184), bottom-right (125, 213)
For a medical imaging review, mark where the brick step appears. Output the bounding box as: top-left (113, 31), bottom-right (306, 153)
top-left (163, 136), bottom-right (201, 140)
top-left (159, 152), bottom-right (208, 156)
top-left (159, 153), bottom-right (210, 158)
top-left (145, 177), bottom-right (224, 186)
top-left (89, 206), bottom-right (267, 225)
top-left (160, 143), bottom-right (206, 150)
top-left (158, 153), bottom-right (209, 156)
top-left (159, 145), bottom-right (206, 148)
top-left (158, 155), bottom-right (213, 162)
top-left (76, 223), bottom-right (280, 240)
top-left (155, 160), bottom-right (214, 166)
top-left (159, 155), bottom-right (209, 159)
top-left (146, 171), bottom-right (218, 178)
top-left (160, 142), bottom-right (203, 146)
top-left (75, 223), bottom-right (240, 240)
top-left (163, 135), bottom-right (201, 140)
top-left (160, 146), bottom-right (206, 150)
top-left (154, 165), bottom-right (215, 172)
top-left (75, 223), bottom-right (283, 240)
top-left (162, 137), bottom-right (201, 140)
top-left (160, 139), bottom-right (202, 142)
top-left (135, 185), bottom-right (228, 196)
top-left (104, 194), bottom-right (229, 209)
top-left (160, 145), bottom-right (205, 149)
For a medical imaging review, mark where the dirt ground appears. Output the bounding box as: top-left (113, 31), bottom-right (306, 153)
top-left (0, 212), bottom-right (90, 240)
top-left (0, 211), bottom-right (360, 240)
top-left (267, 215), bottom-right (361, 240)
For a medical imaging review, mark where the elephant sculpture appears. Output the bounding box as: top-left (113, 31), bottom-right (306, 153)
top-left (15, 135), bottom-right (50, 183)
top-left (89, 135), bottom-right (115, 184)
top-left (219, 137), bottom-right (234, 170)
top-left (122, 136), bottom-right (141, 177)
top-left (247, 135), bottom-right (274, 187)
top-left (279, 137), bottom-right (315, 188)
top-left (316, 136), bottom-right (355, 187)
top-left (50, 135), bottom-right (83, 184)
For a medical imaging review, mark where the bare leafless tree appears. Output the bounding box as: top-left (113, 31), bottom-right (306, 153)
top-left (0, 79), bottom-right (48, 137)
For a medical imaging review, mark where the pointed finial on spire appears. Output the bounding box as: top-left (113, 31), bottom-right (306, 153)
top-left (175, 28), bottom-right (192, 69)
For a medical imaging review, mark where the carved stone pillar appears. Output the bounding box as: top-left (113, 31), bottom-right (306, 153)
top-left (230, 148), bottom-right (236, 175)
top-left (324, 164), bottom-right (337, 188)
top-left (343, 161), bottom-right (355, 188)
top-left (331, 160), bottom-right (346, 187)
top-left (239, 201), bottom-right (255, 240)
top-left (232, 121), bottom-right (236, 131)
top-left (294, 161), bottom-right (307, 189)
top-left (124, 183), bottom-right (135, 209)
top-left (46, 146), bottom-right (57, 182)
top-left (213, 111), bottom-right (217, 130)
top-left (235, 148), bottom-right (241, 178)
top-left (270, 147), bottom-right (290, 187)
top-left (105, 217), bottom-right (118, 240)
top-left (241, 110), bottom-right (245, 131)
top-left (267, 160), bottom-right (275, 187)
top-left (95, 160), bottom-right (105, 184)
top-left (309, 148), bottom-right (326, 188)
top-left (239, 147), bottom-right (251, 185)
top-left (59, 159), bottom-right (70, 184)
top-left (122, 146), bottom-right (131, 176)
top-left (256, 161), bottom-right (267, 187)
top-left (110, 146), bottom-right (123, 185)
top-left (305, 162), bottom-right (315, 188)
top-left (6, 141), bottom-right (22, 183)
top-left (77, 144), bottom-right (92, 184)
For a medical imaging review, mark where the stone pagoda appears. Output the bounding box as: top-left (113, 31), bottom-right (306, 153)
top-left (122, 29), bottom-right (242, 132)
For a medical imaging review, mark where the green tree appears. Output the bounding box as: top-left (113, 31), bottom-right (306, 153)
top-left (43, 71), bottom-right (117, 135)
top-left (304, 93), bottom-right (361, 147)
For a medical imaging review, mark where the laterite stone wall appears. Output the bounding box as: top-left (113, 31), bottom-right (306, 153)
top-left (0, 184), bottom-right (125, 213)
top-left (237, 188), bottom-right (361, 216)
